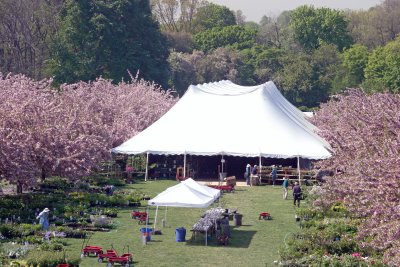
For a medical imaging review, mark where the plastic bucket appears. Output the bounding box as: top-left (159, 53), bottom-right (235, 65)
top-left (175, 227), bottom-right (186, 242)
top-left (140, 228), bottom-right (153, 242)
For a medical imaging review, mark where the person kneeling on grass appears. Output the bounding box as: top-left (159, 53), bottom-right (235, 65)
top-left (292, 182), bottom-right (302, 207)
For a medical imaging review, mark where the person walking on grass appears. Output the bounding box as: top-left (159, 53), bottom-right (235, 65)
top-left (293, 182), bottom-right (302, 207)
top-left (282, 177), bottom-right (289, 199)
top-left (244, 163), bottom-right (251, 186)
top-left (270, 165), bottom-right (277, 186)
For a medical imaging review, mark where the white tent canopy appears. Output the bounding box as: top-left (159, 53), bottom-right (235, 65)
top-left (112, 80), bottom-right (331, 159)
top-left (148, 181), bottom-right (216, 208)
top-left (182, 178), bottom-right (221, 200)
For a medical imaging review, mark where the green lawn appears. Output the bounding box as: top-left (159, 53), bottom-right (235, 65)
top-left (65, 180), bottom-right (299, 267)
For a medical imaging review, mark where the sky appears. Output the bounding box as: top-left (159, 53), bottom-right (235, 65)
top-left (209, 0), bottom-right (383, 22)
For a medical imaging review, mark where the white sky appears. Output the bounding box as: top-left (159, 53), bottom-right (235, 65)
top-left (209, 0), bottom-right (383, 22)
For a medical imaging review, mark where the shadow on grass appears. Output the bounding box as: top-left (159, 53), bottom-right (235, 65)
top-left (185, 229), bottom-right (256, 248)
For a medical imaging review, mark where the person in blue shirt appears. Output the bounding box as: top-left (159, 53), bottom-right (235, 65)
top-left (250, 165), bottom-right (258, 186)
top-left (282, 177), bottom-right (289, 199)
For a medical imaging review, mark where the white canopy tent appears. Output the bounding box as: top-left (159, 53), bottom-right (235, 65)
top-left (182, 178), bottom-right (221, 200)
top-left (112, 80), bottom-right (332, 182)
top-left (148, 178), bottom-right (220, 242)
top-left (148, 181), bottom-right (216, 208)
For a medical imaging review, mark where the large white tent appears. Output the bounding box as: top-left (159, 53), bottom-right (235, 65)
top-left (112, 80), bottom-right (331, 161)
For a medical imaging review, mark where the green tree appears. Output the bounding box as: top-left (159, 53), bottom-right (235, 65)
top-left (290, 5), bottom-right (353, 51)
top-left (47, 0), bottom-right (170, 87)
top-left (193, 25), bottom-right (256, 52)
top-left (192, 3), bottom-right (236, 32)
top-left (341, 44), bottom-right (369, 85)
top-left (240, 45), bottom-right (284, 83)
top-left (275, 44), bottom-right (341, 108)
top-left (363, 36), bottom-right (400, 93)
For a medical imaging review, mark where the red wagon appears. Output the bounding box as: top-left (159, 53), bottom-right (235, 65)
top-left (81, 245), bottom-right (103, 257)
top-left (106, 253), bottom-right (133, 267)
top-left (98, 249), bottom-right (118, 262)
top-left (131, 211), bottom-right (147, 219)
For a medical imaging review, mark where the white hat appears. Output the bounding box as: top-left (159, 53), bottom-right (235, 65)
top-left (43, 208), bottom-right (50, 212)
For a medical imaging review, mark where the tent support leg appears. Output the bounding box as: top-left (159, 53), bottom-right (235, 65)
top-left (259, 155), bottom-right (262, 185)
top-left (183, 153), bottom-right (187, 178)
top-left (145, 152), bottom-right (149, 181)
top-left (153, 206), bottom-right (159, 232)
top-left (163, 206), bottom-right (167, 227)
top-left (297, 156), bottom-right (301, 185)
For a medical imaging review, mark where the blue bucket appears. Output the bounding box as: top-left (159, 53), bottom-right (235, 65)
top-left (140, 228), bottom-right (153, 241)
top-left (175, 227), bottom-right (186, 242)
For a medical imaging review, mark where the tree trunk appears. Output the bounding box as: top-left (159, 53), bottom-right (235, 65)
top-left (16, 180), bottom-right (23, 194)
top-left (41, 168), bottom-right (46, 181)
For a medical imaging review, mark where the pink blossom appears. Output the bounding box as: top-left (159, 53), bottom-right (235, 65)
top-left (312, 89), bottom-right (400, 266)
top-left (0, 74), bottom-right (176, 187)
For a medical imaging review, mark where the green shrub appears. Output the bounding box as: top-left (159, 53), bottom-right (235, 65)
top-left (39, 177), bottom-right (70, 191)
top-left (107, 178), bottom-right (126, 186)
top-left (0, 224), bottom-right (23, 239)
top-left (25, 250), bottom-right (80, 267)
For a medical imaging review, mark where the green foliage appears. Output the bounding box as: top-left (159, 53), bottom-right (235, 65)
top-left (0, 224), bottom-right (23, 239)
top-left (25, 250), bottom-right (80, 267)
top-left (47, 0), bottom-right (170, 87)
top-left (290, 5), bottom-right (353, 51)
top-left (341, 44), bottom-right (369, 86)
top-left (280, 203), bottom-right (384, 266)
top-left (193, 25), bottom-right (256, 53)
top-left (39, 177), bottom-right (71, 191)
top-left (276, 44), bottom-right (341, 107)
top-left (363, 36), bottom-right (400, 93)
top-left (240, 45), bottom-right (284, 83)
top-left (192, 3), bottom-right (236, 33)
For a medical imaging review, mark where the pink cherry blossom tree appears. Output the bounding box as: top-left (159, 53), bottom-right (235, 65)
top-left (0, 74), bottom-right (176, 191)
top-left (312, 89), bottom-right (400, 266)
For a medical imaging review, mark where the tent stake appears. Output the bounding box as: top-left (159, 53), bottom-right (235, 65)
top-left (145, 152), bottom-right (149, 181)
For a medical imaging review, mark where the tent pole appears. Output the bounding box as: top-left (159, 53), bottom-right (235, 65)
top-left (153, 205), bottom-right (159, 232)
top-left (145, 152), bottom-right (149, 181)
top-left (297, 156), bottom-right (301, 185)
top-left (163, 206), bottom-right (167, 227)
top-left (259, 154), bottom-right (262, 185)
top-left (221, 155), bottom-right (224, 174)
top-left (183, 153), bottom-right (187, 178)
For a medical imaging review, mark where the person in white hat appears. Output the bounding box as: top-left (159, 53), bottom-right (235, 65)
top-left (36, 208), bottom-right (50, 230)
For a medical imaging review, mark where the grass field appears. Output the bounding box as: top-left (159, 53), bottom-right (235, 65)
top-left (65, 180), bottom-right (299, 267)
